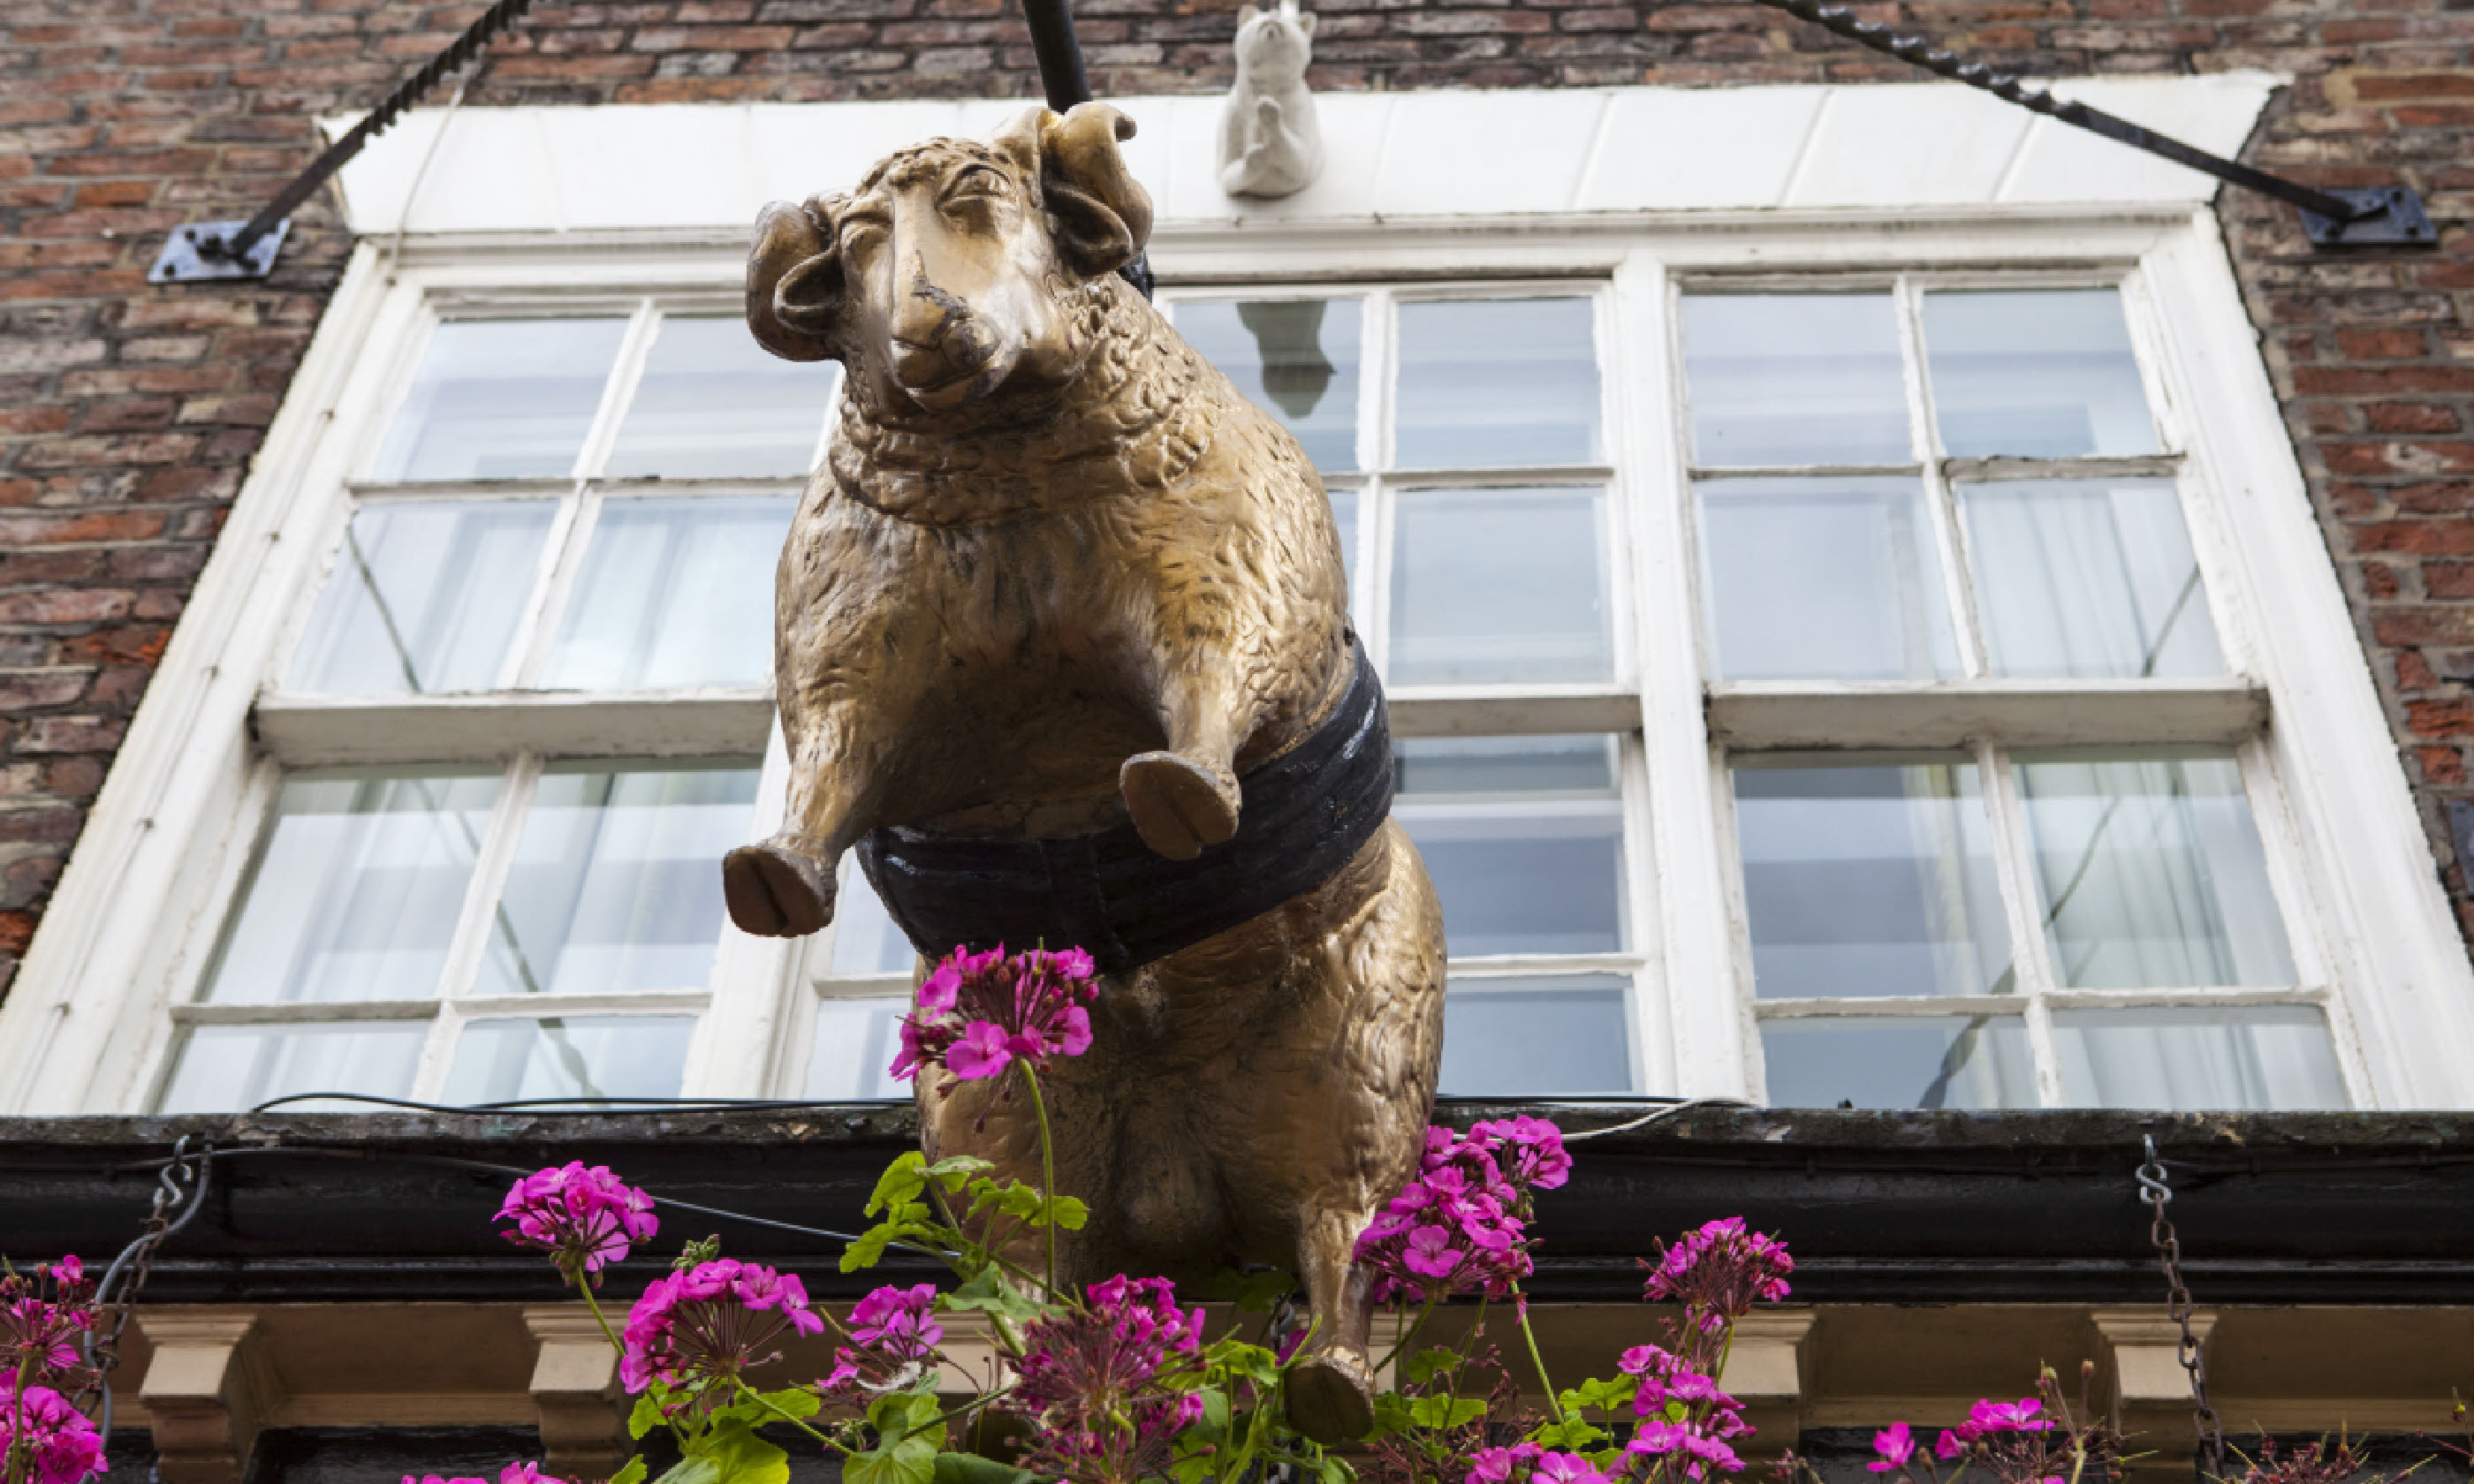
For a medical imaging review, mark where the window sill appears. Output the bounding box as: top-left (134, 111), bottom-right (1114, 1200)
top-left (1706, 677), bottom-right (2270, 752)
top-left (253, 688), bottom-right (774, 766)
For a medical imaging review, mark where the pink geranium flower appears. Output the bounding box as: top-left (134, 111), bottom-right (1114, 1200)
top-left (998, 1275), bottom-right (1206, 1484)
top-left (819, 1283), bottom-right (946, 1403)
top-left (1870, 1421), bottom-right (1917, 1473)
top-left (0, 1255), bottom-right (97, 1396)
top-left (495, 1163), bottom-right (658, 1286)
top-left (1, 1382), bottom-right (105, 1484)
top-left (498, 1463), bottom-right (566, 1484)
top-left (892, 944), bottom-right (1101, 1092)
top-left (621, 1255), bottom-right (828, 1397)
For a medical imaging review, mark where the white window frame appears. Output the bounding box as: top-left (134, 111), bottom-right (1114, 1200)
top-left (6, 180), bottom-right (2472, 1113)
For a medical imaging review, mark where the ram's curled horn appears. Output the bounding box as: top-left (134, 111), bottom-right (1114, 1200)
top-left (1034, 102), bottom-right (1154, 277)
top-left (746, 194), bottom-right (842, 363)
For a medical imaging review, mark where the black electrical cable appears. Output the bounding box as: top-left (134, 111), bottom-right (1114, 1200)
top-left (244, 1091), bottom-right (922, 1116)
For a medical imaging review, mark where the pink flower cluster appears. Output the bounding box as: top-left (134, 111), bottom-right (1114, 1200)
top-left (1640, 1217), bottom-right (1793, 1330)
top-left (1870, 1399), bottom-right (2058, 1474)
top-left (1001, 1276), bottom-right (1207, 1484)
top-left (402, 1464), bottom-right (566, 1484)
top-left (1619, 1344), bottom-right (1749, 1480)
top-left (820, 1283), bottom-right (944, 1400)
top-left (1355, 1118), bottom-right (1571, 1305)
top-left (1470, 1443), bottom-right (1613, 1484)
top-left (495, 1163), bottom-right (658, 1283)
top-left (892, 945), bottom-right (1100, 1086)
top-left (3, 1255), bottom-right (95, 1382)
top-left (0, 1379), bottom-right (105, 1484)
top-left (621, 1258), bottom-right (826, 1393)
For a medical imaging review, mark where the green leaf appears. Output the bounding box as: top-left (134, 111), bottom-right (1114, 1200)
top-left (658, 1422), bottom-right (790, 1484)
top-left (1211, 1342), bottom-right (1282, 1386)
top-left (842, 1221), bottom-right (900, 1274)
top-left (847, 1436), bottom-right (938, 1484)
top-left (1562, 1376), bottom-right (1634, 1413)
top-left (630, 1392), bottom-right (668, 1441)
top-left (944, 1268), bottom-right (1047, 1323)
top-left (756, 1387), bottom-right (822, 1421)
top-left (930, 1454), bottom-right (1037, 1484)
top-left (1529, 1420), bottom-right (1608, 1452)
top-left (869, 1153), bottom-right (930, 1218)
top-left (611, 1458), bottom-right (649, 1484)
top-left (1402, 1349), bottom-right (1462, 1386)
top-left (992, 1182), bottom-right (1045, 1221)
top-left (1316, 1455), bottom-right (1354, 1484)
top-left (924, 1155), bottom-right (996, 1192)
top-left (1407, 1396), bottom-right (1488, 1430)
top-left (1042, 1195), bottom-right (1088, 1231)
top-left (1365, 1392), bottom-right (1415, 1442)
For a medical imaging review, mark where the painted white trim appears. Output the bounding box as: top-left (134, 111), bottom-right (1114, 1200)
top-left (323, 76), bottom-right (2279, 239)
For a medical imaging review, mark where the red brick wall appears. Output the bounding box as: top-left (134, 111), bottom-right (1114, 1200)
top-left (2, 0), bottom-right (2470, 996)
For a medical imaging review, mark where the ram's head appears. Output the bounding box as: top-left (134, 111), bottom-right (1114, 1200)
top-left (747, 102), bottom-right (1153, 417)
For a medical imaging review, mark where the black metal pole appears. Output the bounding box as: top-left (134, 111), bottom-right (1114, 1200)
top-left (1021, 0), bottom-right (1095, 112)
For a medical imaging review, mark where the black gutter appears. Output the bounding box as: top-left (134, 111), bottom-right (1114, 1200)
top-left (4, 1106), bottom-right (2470, 1307)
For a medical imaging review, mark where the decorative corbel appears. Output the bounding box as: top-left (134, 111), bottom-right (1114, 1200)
top-left (1719, 1311), bottom-right (1817, 1450)
top-left (525, 1306), bottom-right (629, 1480)
top-left (2089, 1308), bottom-right (2220, 1484)
top-left (136, 1307), bottom-right (277, 1484)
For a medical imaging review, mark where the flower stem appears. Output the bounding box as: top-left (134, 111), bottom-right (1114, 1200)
top-left (576, 1269), bottom-right (626, 1357)
top-left (1020, 1063), bottom-right (1060, 1300)
top-left (1376, 1294), bottom-right (1441, 1377)
top-left (1509, 1281), bottom-right (1565, 1425)
top-left (739, 1382), bottom-right (852, 1454)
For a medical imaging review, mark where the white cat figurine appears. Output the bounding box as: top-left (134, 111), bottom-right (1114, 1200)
top-left (1219, 0), bottom-right (1324, 199)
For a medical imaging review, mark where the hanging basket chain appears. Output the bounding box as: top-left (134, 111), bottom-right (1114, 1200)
top-left (2137, 1136), bottom-right (2225, 1480)
top-left (76, 1136), bottom-right (216, 1433)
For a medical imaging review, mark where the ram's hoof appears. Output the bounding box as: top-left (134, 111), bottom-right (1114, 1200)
top-left (722, 837), bottom-right (838, 938)
top-left (1286, 1348), bottom-right (1377, 1446)
top-left (1120, 752), bottom-right (1241, 861)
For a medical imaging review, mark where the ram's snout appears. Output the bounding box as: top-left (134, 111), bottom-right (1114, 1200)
top-left (890, 269), bottom-right (1005, 408)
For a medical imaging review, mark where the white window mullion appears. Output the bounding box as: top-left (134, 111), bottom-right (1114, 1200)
top-left (508, 488), bottom-right (603, 689)
top-left (1978, 741), bottom-right (2065, 1106)
top-left (411, 752), bottom-right (543, 1101)
top-left (573, 299), bottom-right (661, 481)
top-left (1360, 290), bottom-right (1395, 655)
top-left (690, 717), bottom-right (808, 1098)
top-left (1894, 274), bottom-right (1988, 680)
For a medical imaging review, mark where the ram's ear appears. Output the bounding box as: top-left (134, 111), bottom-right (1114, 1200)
top-left (1039, 102), bottom-right (1154, 279)
top-left (747, 195), bottom-right (844, 362)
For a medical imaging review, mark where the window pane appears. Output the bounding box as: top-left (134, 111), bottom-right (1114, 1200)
top-left (477, 762), bottom-right (760, 997)
top-left (1733, 763), bottom-right (2013, 1000)
top-left (1682, 294), bottom-right (1909, 467)
top-left (2053, 1005), bottom-right (2347, 1110)
top-left (831, 860), bottom-right (920, 975)
top-left (204, 773), bottom-right (501, 1004)
top-left (603, 316), bottom-right (838, 480)
top-left (2016, 754), bottom-right (2296, 988)
top-left (287, 501), bottom-right (556, 694)
top-left (1698, 477), bottom-right (1957, 681)
top-left (1761, 1015), bottom-right (2034, 1109)
top-left (1923, 290), bottom-right (2159, 458)
top-left (539, 495), bottom-right (794, 691)
top-left (1175, 299), bottom-right (1361, 472)
top-left (808, 996), bottom-right (913, 1100)
top-left (1390, 487), bottom-right (1612, 685)
top-left (1962, 479), bottom-right (2221, 680)
top-left (1329, 487), bottom-right (1359, 602)
top-left (442, 1015), bottom-right (693, 1104)
top-left (1395, 299), bottom-right (1600, 468)
top-left (1395, 736), bottom-right (1625, 958)
top-left (156, 1022), bottom-right (428, 1113)
top-left (373, 318), bottom-right (627, 481)
top-left (1438, 976), bottom-right (1632, 1095)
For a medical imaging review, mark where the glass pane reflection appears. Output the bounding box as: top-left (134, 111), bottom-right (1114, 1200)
top-left (1682, 294), bottom-right (1910, 467)
top-left (1395, 299), bottom-right (1601, 469)
top-left (1734, 762), bottom-right (2013, 1000)
top-left (1924, 290), bottom-right (2159, 458)
top-left (1962, 480), bottom-right (2221, 680)
top-left (808, 996), bottom-right (913, 1100)
top-left (288, 501), bottom-right (556, 694)
top-left (1390, 487), bottom-right (1612, 686)
top-left (156, 1021), bottom-right (427, 1113)
top-left (2016, 754), bottom-right (2296, 989)
top-left (373, 318), bottom-right (627, 481)
top-left (204, 772), bottom-right (501, 1004)
top-left (442, 1015), bottom-right (693, 1104)
top-left (831, 859), bottom-right (920, 976)
top-left (478, 762), bottom-right (759, 997)
top-left (1698, 477), bottom-right (1957, 681)
top-left (1396, 736), bottom-right (1626, 958)
top-left (1175, 299), bottom-right (1362, 472)
top-left (1761, 1015), bottom-right (2034, 1109)
top-left (603, 316), bottom-right (836, 479)
top-left (1439, 977), bottom-right (1632, 1095)
top-left (2053, 1005), bottom-right (2347, 1110)
top-left (541, 495), bottom-right (795, 691)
